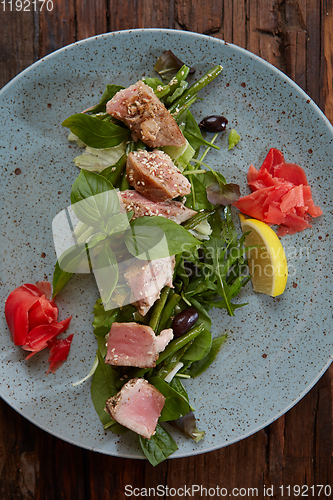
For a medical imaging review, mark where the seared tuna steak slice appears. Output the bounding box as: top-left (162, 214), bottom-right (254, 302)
top-left (105, 322), bottom-right (173, 368)
top-left (124, 256), bottom-right (175, 316)
top-left (119, 190), bottom-right (196, 223)
top-left (105, 378), bottom-right (165, 438)
top-left (126, 150), bottom-right (191, 202)
top-left (106, 81), bottom-right (186, 148)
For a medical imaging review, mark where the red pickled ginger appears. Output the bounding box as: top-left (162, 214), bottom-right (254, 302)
top-left (233, 148), bottom-right (323, 236)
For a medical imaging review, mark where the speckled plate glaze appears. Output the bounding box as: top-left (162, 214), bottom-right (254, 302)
top-left (0, 29), bottom-right (332, 460)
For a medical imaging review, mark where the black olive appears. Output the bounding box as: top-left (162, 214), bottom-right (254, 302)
top-left (171, 308), bottom-right (199, 338)
top-left (199, 115), bottom-right (228, 133)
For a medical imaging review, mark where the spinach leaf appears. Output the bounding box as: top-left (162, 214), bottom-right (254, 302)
top-left (125, 216), bottom-right (199, 260)
top-left (169, 377), bottom-right (190, 403)
top-left (181, 327), bottom-right (212, 361)
top-left (139, 424), bottom-right (178, 466)
top-left (90, 351), bottom-right (119, 425)
top-left (62, 113), bottom-right (129, 149)
top-left (86, 84), bottom-right (124, 114)
top-left (186, 334), bottom-right (227, 378)
top-left (92, 298), bottom-right (119, 337)
top-left (149, 377), bottom-right (190, 422)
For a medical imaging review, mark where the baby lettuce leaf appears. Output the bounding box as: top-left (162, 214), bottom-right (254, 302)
top-left (206, 182), bottom-right (241, 205)
top-left (62, 113), bottom-right (130, 149)
top-left (170, 411), bottom-right (205, 442)
top-left (85, 84), bottom-right (124, 114)
top-left (228, 128), bottom-right (241, 150)
top-left (139, 424), bottom-right (178, 466)
top-left (125, 216), bottom-right (199, 260)
top-left (154, 50), bottom-right (194, 81)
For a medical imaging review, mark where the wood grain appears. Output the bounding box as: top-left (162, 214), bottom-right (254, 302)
top-left (0, 1), bottom-right (332, 498)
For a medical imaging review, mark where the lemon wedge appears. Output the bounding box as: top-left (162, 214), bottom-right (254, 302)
top-left (240, 215), bottom-right (288, 297)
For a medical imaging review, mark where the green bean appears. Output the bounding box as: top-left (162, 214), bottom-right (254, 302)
top-left (156, 322), bottom-right (204, 364)
top-left (173, 95), bottom-right (198, 123)
top-left (128, 322), bottom-right (204, 380)
top-left (148, 286), bottom-right (171, 332)
top-left (157, 292), bottom-right (181, 334)
top-left (181, 209), bottom-right (216, 230)
top-left (155, 65), bottom-right (190, 100)
top-left (153, 344), bottom-right (189, 379)
top-left (169, 65), bottom-right (223, 115)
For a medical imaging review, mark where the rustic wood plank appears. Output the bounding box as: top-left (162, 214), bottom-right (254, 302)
top-left (222, 0), bottom-right (234, 41)
top-left (305, 0), bottom-right (322, 106)
top-left (0, 1), bottom-right (332, 497)
top-left (323, 0), bottom-right (333, 120)
top-left (314, 365), bottom-right (333, 488)
top-left (0, 400), bottom-right (39, 500)
top-left (108, 0), bottom-right (170, 31)
top-left (0, 10), bottom-right (35, 87)
top-left (174, 0), bottom-right (222, 34)
top-left (76, 0), bottom-right (108, 41)
top-left (39, 1), bottom-right (76, 57)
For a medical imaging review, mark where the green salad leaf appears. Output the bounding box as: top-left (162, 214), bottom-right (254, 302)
top-left (62, 113), bottom-right (130, 149)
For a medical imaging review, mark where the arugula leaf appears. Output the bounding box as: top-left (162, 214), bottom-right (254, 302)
top-left (184, 111), bottom-right (219, 151)
top-left (149, 377), bottom-right (190, 422)
top-left (85, 84), bottom-right (124, 114)
top-left (185, 175), bottom-right (213, 211)
top-left (228, 128), bottom-right (241, 150)
top-left (125, 216), bottom-right (199, 260)
top-left (139, 424), bottom-right (178, 466)
top-left (62, 113), bottom-right (130, 149)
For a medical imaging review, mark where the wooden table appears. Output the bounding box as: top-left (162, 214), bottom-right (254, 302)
top-left (1, 2), bottom-right (332, 498)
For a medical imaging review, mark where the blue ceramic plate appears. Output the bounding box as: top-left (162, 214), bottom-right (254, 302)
top-left (0, 29), bottom-right (332, 459)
